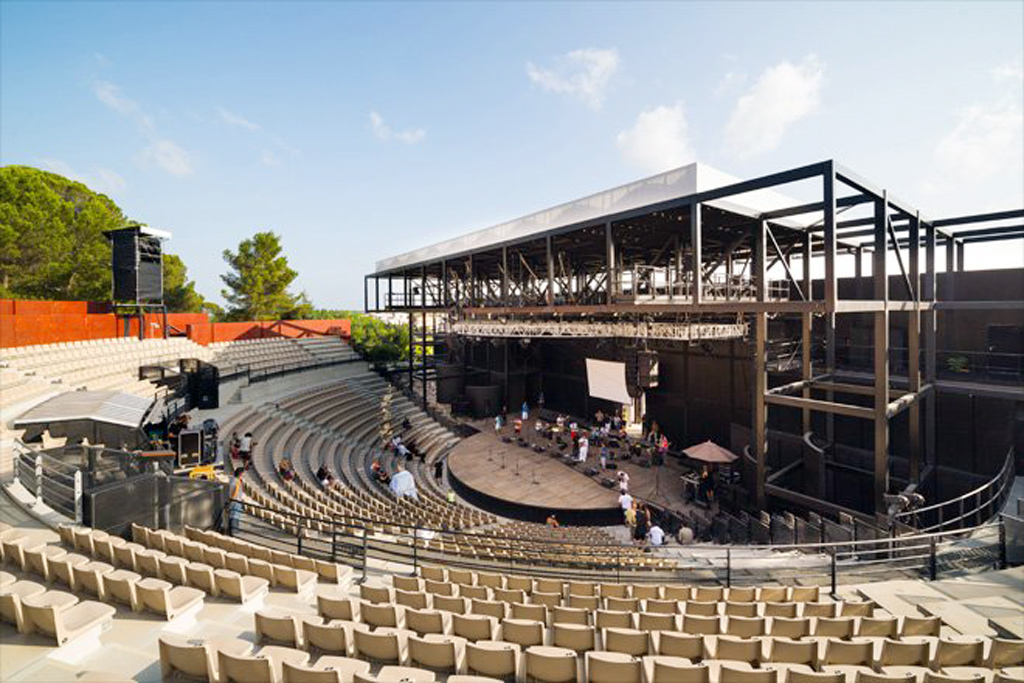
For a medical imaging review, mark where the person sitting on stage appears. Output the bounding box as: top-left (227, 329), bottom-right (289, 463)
top-left (546, 513), bottom-right (559, 528)
top-left (390, 462), bottom-right (418, 499)
top-left (514, 417), bottom-right (523, 435)
top-left (535, 418), bottom-right (544, 437)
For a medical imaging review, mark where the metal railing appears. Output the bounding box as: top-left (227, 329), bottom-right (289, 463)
top-left (224, 496), bottom-right (1007, 592)
top-left (14, 441), bottom-right (83, 522)
top-left (895, 447), bottom-right (1017, 533)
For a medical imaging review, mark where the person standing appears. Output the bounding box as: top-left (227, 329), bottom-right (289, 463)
top-left (238, 432), bottom-right (255, 468)
top-left (433, 458), bottom-right (444, 484)
top-left (633, 503), bottom-right (649, 546)
top-left (227, 467), bottom-right (244, 536)
top-left (618, 469), bottom-right (630, 493)
top-left (521, 400), bottom-right (529, 421)
top-left (619, 490), bottom-right (633, 525)
top-left (625, 500), bottom-right (637, 530)
top-left (578, 434), bottom-right (589, 463)
top-left (600, 444), bottom-right (608, 470)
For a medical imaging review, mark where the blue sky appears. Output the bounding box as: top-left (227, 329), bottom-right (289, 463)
top-left (2, 1), bottom-right (1022, 309)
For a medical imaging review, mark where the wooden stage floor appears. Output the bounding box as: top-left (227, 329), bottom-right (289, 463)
top-left (446, 422), bottom-right (693, 514)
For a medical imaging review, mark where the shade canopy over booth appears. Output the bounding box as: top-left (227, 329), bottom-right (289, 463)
top-left (683, 440), bottom-right (739, 464)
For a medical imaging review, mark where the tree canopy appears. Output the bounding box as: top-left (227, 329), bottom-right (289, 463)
top-left (310, 309), bottom-right (409, 362)
top-left (221, 231), bottom-right (311, 320)
top-left (0, 165), bottom-right (122, 300)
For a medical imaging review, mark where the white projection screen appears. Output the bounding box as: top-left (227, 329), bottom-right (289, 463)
top-left (585, 359), bottom-right (631, 404)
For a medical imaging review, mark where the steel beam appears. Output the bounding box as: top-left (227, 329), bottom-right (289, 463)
top-left (754, 219), bottom-right (767, 302)
top-left (886, 384), bottom-right (933, 419)
top-left (605, 222), bottom-right (615, 305)
top-left (933, 208), bottom-right (1024, 227)
top-left (873, 193), bottom-right (890, 516)
top-left (692, 203), bottom-right (703, 305)
top-left (753, 311), bottom-right (767, 509)
top-left (764, 394), bottom-right (876, 420)
top-left (546, 236), bottom-right (555, 306)
top-left (908, 213), bottom-right (921, 482)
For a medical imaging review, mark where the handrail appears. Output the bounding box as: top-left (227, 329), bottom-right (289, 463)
top-left (895, 446), bottom-right (1015, 531)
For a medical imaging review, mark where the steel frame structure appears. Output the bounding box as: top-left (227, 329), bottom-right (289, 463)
top-left (366, 160), bottom-right (1024, 518)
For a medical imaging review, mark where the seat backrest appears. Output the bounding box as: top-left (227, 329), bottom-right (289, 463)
top-left (901, 616), bottom-right (941, 637)
top-left (716, 635), bottom-right (762, 665)
top-left (989, 638), bottom-right (1024, 668)
top-left (770, 617), bottom-right (810, 639)
top-left (880, 638), bottom-right (930, 666)
top-left (768, 636), bottom-right (817, 665)
top-left (604, 627), bottom-right (648, 656)
top-left (682, 614), bottom-right (719, 635)
top-left (408, 635), bottom-right (456, 668)
top-left (823, 638), bottom-right (875, 665)
top-left (727, 616), bottom-right (766, 637)
top-left (652, 660), bottom-right (709, 683)
top-left (719, 665), bottom-right (777, 683)
top-left (658, 632), bottom-right (704, 660)
top-left (934, 639), bottom-right (985, 667)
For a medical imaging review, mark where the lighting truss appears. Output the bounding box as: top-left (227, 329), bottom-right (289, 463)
top-left (449, 319), bottom-right (748, 341)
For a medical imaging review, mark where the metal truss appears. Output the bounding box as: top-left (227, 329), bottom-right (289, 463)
top-left (449, 319), bottom-right (748, 341)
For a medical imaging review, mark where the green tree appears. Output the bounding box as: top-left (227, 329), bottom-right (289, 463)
top-left (0, 165), bottom-right (122, 299)
top-left (221, 231), bottom-right (308, 320)
top-left (162, 253), bottom-right (207, 313)
top-left (310, 309), bottom-right (409, 362)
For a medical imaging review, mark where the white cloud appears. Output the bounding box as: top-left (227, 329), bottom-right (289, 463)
top-left (723, 55), bottom-right (824, 160)
top-left (142, 140), bottom-right (194, 176)
top-left (261, 149), bottom-right (279, 166)
top-left (933, 102), bottom-right (1022, 183)
top-left (992, 58), bottom-right (1023, 83)
top-left (616, 102), bottom-right (696, 174)
top-left (217, 105), bottom-right (261, 131)
top-left (93, 80), bottom-right (150, 129)
top-left (370, 111), bottom-right (425, 144)
top-left (38, 159), bottom-right (127, 195)
top-left (526, 47), bottom-right (620, 109)
top-left (713, 70), bottom-right (746, 99)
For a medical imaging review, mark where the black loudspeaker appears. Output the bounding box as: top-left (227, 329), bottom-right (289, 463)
top-left (638, 350), bottom-right (659, 388)
top-left (435, 363), bottom-right (465, 403)
top-left (105, 226), bottom-right (164, 303)
top-left (465, 385), bottom-right (501, 418)
top-left (181, 359), bottom-right (219, 409)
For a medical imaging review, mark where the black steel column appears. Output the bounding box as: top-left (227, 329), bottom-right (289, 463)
top-left (546, 235), bottom-right (555, 307)
top-left (908, 212), bottom-right (921, 483)
top-left (873, 193), bottom-right (890, 516)
top-left (605, 222), bottom-right (615, 305)
top-left (691, 203), bottom-right (703, 305)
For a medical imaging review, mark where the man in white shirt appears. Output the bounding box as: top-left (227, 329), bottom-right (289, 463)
top-left (389, 462), bottom-right (418, 499)
top-left (618, 470), bottom-right (630, 493)
top-left (618, 491), bottom-right (633, 513)
top-left (649, 523), bottom-right (665, 546)
top-left (577, 435), bottom-right (589, 463)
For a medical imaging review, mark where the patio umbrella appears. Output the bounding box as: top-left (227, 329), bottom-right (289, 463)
top-left (683, 440), bottom-right (739, 464)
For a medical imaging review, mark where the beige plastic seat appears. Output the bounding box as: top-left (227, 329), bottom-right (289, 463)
top-left (23, 544), bottom-right (68, 581)
top-left (767, 637), bottom-right (818, 668)
top-left (21, 593), bottom-right (115, 646)
top-left (215, 569), bottom-right (269, 603)
top-left (135, 577), bottom-right (205, 620)
top-left (353, 665), bottom-right (436, 682)
top-left (470, 598), bottom-right (506, 620)
top-left (710, 636), bottom-right (764, 666)
top-left (791, 587), bottom-right (820, 603)
top-left (186, 562), bottom-right (218, 595)
top-left (728, 588), bottom-right (757, 603)
top-left (719, 665), bottom-right (778, 683)
top-left (0, 579), bottom-right (47, 628)
top-left (318, 593), bottom-right (359, 621)
top-left (224, 552), bottom-right (250, 575)
top-left (524, 645), bottom-right (579, 683)
top-left (433, 595), bottom-right (468, 615)
top-left (447, 676), bottom-right (504, 683)
top-left (159, 555), bottom-right (191, 585)
top-left (900, 617), bottom-right (941, 639)
top-left (694, 587), bottom-right (725, 602)
top-left (257, 610), bottom-right (305, 647)
top-left (568, 581), bottom-right (597, 597)
top-left (405, 608), bottom-right (450, 636)
top-left (648, 599), bottom-right (683, 615)
top-left (513, 602), bottom-right (548, 622)
top-left (249, 559), bottom-right (276, 586)
top-left (420, 566), bottom-right (446, 582)
top-left (604, 627), bottom-right (650, 656)
top-left (586, 651), bottom-right (643, 683)
top-left (282, 655), bottom-right (371, 683)
top-left (219, 645), bottom-right (311, 683)
top-left (113, 542), bottom-right (143, 571)
top-left (820, 637), bottom-right (877, 679)
top-left (353, 627), bottom-right (412, 664)
top-left (362, 601), bottom-right (405, 629)
top-left (459, 585), bottom-right (491, 601)
top-left (765, 603), bottom-right (800, 619)
top-left (640, 612), bottom-right (680, 633)
top-left (725, 602), bottom-right (760, 618)
top-left (933, 640), bottom-right (986, 670)
top-left (446, 569), bottom-right (472, 586)
top-left (858, 617), bottom-right (899, 639)
top-left (552, 622), bottom-right (597, 653)
top-left (632, 585), bottom-right (661, 601)
top-left (531, 591), bottom-right (562, 609)
top-left (803, 603), bottom-right (838, 619)
top-left (655, 632), bottom-right (705, 660)
top-left (476, 572), bottom-right (502, 589)
top-left (159, 634), bottom-right (253, 682)
top-left (993, 670), bottom-right (1024, 683)
top-left (0, 570), bottom-right (14, 588)
top-left (569, 595), bottom-right (601, 611)
top-left (599, 583), bottom-right (628, 598)
top-left (101, 569), bottom-right (141, 609)
top-left (878, 639), bottom-right (931, 681)
top-left (71, 560), bottom-right (114, 598)
top-left (760, 587), bottom-right (789, 603)
top-left (855, 673), bottom-right (916, 683)
top-left (642, 657), bottom-right (707, 683)
top-left (535, 579), bottom-right (564, 595)
top-left (596, 609), bottom-right (634, 629)
top-left (303, 618), bottom-right (368, 655)
top-left (465, 640), bottom-right (520, 680)
top-left (275, 565), bottom-right (317, 593)
top-left (771, 617), bottom-right (812, 639)
top-left (663, 586), bottom-right (692, 601)
top-left (552, 606), bottom-right (589, 626)
top-left (815, 618), bottom-right (856, 640)
top-left (49, 552), bottom-right (90, 589)
top-left (922, 674), bottom-right (987, 683)
top-left (135, 548), bottom-right (168, 577)
top-left (727, 616), bottom-right (767, 638)
top-left (425, 579), bottom-right (456, 597)
top-left (407, 633), bottom-right (467, 673)
top-left (789, 672), bottom-right (846, 683)
top-left (452, 613), bottom-right (496, 642)
top-left (686, 601), bottom-right (719, 617)
top-left (841, 601), bottom-right (876, 618)
top-left (606, 596), bottom-right (640, 612)
top-left (683, 614), bottom-right (720, 636)
top-left (396, 590), bottom-right (431, 610)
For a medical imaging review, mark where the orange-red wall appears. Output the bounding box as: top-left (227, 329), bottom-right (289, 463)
top-left (0, 299), bottom-right (349, 348)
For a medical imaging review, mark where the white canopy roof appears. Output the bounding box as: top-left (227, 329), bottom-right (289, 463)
top-left (375, 162), bottom-right (807, 273)
top-left (14, 390), bottom-right (153, 429)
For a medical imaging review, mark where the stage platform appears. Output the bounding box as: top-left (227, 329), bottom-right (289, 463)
top-left (446, 418), bottom-right (696, 525)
